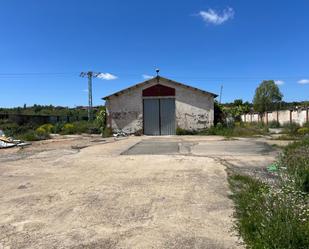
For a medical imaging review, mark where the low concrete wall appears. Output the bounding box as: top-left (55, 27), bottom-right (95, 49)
top-left (0, 113), bottom-right (87, 125)
top-left (241, 109), bottom-right (309, 126)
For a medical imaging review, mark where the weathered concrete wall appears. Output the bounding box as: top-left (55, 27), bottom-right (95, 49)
top-left (105, 78), bottom-right (215, 133)
top-left (175, 85), bottom-right (214, 130)
top-left (241, 109), bottom-right (309, 126)
top-left (105, 87), bottom-right (143, 134)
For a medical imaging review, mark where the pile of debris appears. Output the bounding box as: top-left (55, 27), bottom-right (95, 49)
top-left (0, 130), bottom-right (31, 149)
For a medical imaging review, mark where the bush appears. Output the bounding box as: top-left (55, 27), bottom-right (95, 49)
top-left (283, 122), bottom-right (300, 135)
top-left (53, 123), bottom-right (63, 133)
top-left (0, 119), bottom-right (36, 137)
top-left (102, 127), bottom-right (113, 137)
top-left (47, 121), bottom-right (101, 135)
top-left (39, 123), bottom-right (54, 133)
top-left (18, 130), bottom-right (40, 141)
top-left (176, 128), bottom-right (198, 135)
top-left (95, 108), bottom-right (106, 133)
top-left (35, 127), bottom-right (50, 140)
top-left (72, 121), bottom-right (101, 134)
top-left (61, 123), bottom-right (76, 135)
top-left (298, 127), bottom-right (309, 136)
top-left (202, 123), bottom-right (268, 137)
top-left (268, 120), bottom-right (280, 128)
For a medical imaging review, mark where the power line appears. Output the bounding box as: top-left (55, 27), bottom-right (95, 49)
top-left (0, 72), bottom-right (308, 79)
top-left (0, 72), bottom-right (78, 75)
top-left (0, 72), bottom-right (308, 85)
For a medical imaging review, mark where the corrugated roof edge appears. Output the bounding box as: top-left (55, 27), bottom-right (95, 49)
top-left (102, 76), bottom-right (218, 100)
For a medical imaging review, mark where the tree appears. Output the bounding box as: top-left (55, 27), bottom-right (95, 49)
top-left (95, 107), bottom-right (106, 134)
top-left (214, 101), bottom-right (225, 125)
top-left (223, 99), bottom-right (251, 122)
top-left (253, 80), bottom-right (283, 114)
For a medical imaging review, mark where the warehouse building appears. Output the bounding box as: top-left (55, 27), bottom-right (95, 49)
top-left (103, 76), bottom-right (217, 135)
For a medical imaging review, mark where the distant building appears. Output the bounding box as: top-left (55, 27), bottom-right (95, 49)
top-left (103, 76), bottom-right (217, 135)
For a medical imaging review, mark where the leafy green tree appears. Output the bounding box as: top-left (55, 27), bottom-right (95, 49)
top-left (253, 80), bottom-right (283, 114)
top-left (224, 99), bottom-right (251, 122)
top-left (95, 107), bottom-right (106, 134)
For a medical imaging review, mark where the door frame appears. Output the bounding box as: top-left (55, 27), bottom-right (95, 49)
top-left (142, 97), bottom-right (176, 135)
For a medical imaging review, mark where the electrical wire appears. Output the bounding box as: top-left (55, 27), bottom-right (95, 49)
top-left (0, 72), bottom-right (308, 80)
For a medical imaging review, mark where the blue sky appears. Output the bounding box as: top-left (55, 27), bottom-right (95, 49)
top-left (1, 0), bottom-right (309, 107)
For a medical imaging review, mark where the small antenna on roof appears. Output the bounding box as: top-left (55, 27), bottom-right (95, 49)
top-left (156, 68), bottom-right (160, 77)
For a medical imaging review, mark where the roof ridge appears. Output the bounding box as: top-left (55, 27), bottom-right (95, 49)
top-left (102, 76), bottom-right (218, 100)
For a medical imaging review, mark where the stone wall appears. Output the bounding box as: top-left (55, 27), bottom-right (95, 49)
top-left (105, 78), bottom-right (215, 133)
top-left (241, 109), bottom-right (309, 126)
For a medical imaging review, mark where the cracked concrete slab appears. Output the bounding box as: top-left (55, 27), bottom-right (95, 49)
top-left (0, 135), bottom-right (278, 249)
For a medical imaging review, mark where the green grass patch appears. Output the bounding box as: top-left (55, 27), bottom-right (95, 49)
top-left (176, 122), bottom-right (268, 137)
top-left (229, 173), bottom-right (309, 249)
top-left (229, 138), bottom-right (309, 249)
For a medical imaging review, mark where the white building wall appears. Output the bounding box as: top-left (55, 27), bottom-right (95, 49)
top-left (105, 78), bottom-right (215, 134)
top-left (105, 87), bottom-right (143, 134)
top-left (241, 109), bottom-right (308, 126)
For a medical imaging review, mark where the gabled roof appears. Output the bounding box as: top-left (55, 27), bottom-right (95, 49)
top-left (102, 76), bottom-right (218, 100)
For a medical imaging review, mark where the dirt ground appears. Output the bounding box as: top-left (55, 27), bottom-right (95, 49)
top-left (0, 135), bottom-right (280, 249)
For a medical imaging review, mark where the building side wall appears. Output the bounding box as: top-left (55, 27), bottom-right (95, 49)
top-left (105, 78), bottom-right (215, 134)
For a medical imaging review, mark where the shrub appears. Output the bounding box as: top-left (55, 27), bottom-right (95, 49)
top-left (203, 124), bottom-right (268, 137)
top-left (298, 127), bottom-right (309, 136)
top-left (39, 123), bottom-right (54, 133)
top-left (72, 121), bottom-right (101, 134)
top-left (283, 122), bottom-right (300, 135)
top-left (53, 123), bottom-right (63, 134)
top-left (102, 127), bottom-right (113, 137)
top-left (234, 121), bottom-right (241, 127)
top-left (51, 121), bottom-right (101, 135)
top-left (0, 120), bottom-right (36, 137)
top-left (18, 130), bottom-right (40, 141)
top-left (35, 127), bottom-right (50, 139)
top-left (95, 108), bottom-right (106, 133)
top-left (176, 128), bottom-right (198, 135)
top-left (61, 123), bottom-right (76, 135)
top-left (268, 120), bottom-right (280, 128)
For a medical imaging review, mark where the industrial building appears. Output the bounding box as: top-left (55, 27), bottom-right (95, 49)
top-left (103, 76), bottom-right (217, 135)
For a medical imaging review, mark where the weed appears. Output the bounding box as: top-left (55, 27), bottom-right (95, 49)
top-left (229, 138), bottom-right (309, 248)
top-left (282, 122), bottom-right (300, 135)
top-left (176, 128), bottom-right (198, 135)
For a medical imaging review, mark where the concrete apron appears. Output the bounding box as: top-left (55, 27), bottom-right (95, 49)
top-left (0, 136), bottom-right (278, 249)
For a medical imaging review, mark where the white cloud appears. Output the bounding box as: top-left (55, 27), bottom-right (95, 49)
top-left (275, 80), bottom-right (284, 85)
top-left (198, 7), bottom-right (234, 25)
top-left (142, 74), bottom-right (154, 80)
top-left (298, 79), bottom-right (309, 85)
top-left (97, 73), bottom-right (118, 80)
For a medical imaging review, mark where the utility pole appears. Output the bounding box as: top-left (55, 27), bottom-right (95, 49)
top-left (80, 71), bottom-right (102, 121)
top-left (219, 85), bottom-right (223, 104)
